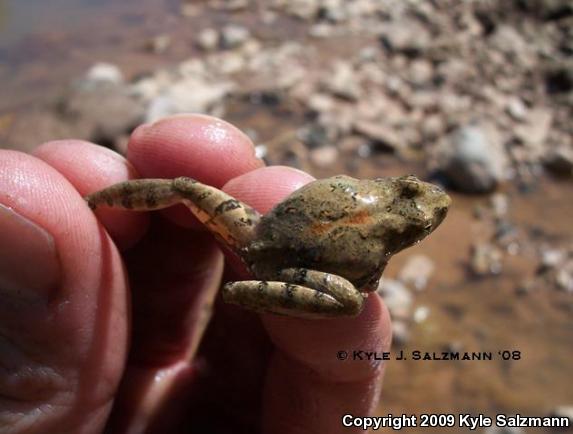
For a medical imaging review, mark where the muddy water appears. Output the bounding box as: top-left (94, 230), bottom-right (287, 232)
top-left (377, 179), bottom-right (573, 432)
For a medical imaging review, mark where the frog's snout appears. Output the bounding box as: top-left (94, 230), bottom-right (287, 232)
top-left (433, 204), bottom-right (449, 227)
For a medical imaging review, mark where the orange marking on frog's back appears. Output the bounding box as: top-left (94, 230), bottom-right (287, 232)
top-left (309, 209), bottom-right (373, 235)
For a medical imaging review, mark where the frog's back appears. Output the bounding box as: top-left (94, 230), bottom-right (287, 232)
top-left (248, 176), bottom-right (387, 288)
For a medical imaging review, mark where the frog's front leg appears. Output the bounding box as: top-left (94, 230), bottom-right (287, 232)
top-left (222, 268), bottom-right (365, 318)
top-left (85, 177), bottom-right (260, 250)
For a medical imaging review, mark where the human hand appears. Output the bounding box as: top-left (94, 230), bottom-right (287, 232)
top-left (0, 114), bottom-right (391, 433)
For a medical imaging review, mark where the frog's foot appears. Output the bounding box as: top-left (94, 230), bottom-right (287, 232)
top-left (222, 269), bottom-right (365, 318)
top-left (85, 177), bottom-right (260, 250)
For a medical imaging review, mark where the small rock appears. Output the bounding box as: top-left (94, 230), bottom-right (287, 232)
top-left (197, 28), bottom-right (219, 51)
top-left (490, 25), bottom-right (528, 58)
top-left (506, 98), bottom-right (527, 121)
top-left (380, 20), bottom-right (430, 57)
top-left (484, 426), bottom-right (525, 434)
top-left (515, 108), bottom-right (553, 151)
top-left (392, 321), bottom-right (410, 346)
top-left (321, 61), bottom-right (361, 100)
top-left (470, 242), bottom-right (503, 276)
top-left (490, 193), bottom-right (509, 218)
top-left (515, 278), bottom-right (536, 295)
top-left (283, 0), bottom-right (319, 20)
top-left (555, 267), bottom-right (573, 293)
top-left (220, 24), bottom-right (251, 49)
top-left (59, 82), bottom-right (144, 144)
top-left (398, 255), bottom-right (435, 291)
top-left (377, 279), bottom-right (413, 320)
top-left (407, 59), bottom-right (434, 86)
top-left (413, 306), bottom-right (429, 323)
top-left (83, 62), bottom-right (124, 87)
top-left (309, 145), bottom-right (339, 168)
top-left (544, 145), bottom-right (573, 177)
top-left (545, 59), bottom-right (573, 94)
top-left (254, 144), bottom-right (267, 159)
top-left (352, 120), bottom-right (401, 152)
top-left (540, 248), bottom-right (566, 270)
top-left (181, 2), bottom-right (200, 17)
top-left (306, 92), bottom-right (336, 114)
top-left (438, 123), bottom-right (507, 193)
top-left (308, 23), bottom-right (334, 38)
top-left (549, 406), bottom-right (573, 425)
top-left (144, 76), bottom-right (233, 122)
top-left (421, 115), bottom-right (445, 140)
top-left (145, 34), bottom-right (171, 54)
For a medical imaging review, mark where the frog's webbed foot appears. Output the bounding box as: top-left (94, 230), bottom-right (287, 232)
top-left (85, 177), bottom-right (260, 250)
top-left (222, 268), bottom-right (365, 318)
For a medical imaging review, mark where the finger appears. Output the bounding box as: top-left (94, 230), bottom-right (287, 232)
top-left (263, 299), bottom-right (391, 434)
top-left (107, 114), bottom-right (263, 431)
top-left (33, 140), bottom-right (149, 250)
top-left (127, 114), bottom-right (264, 228)
top-left (223, 165), bottom-right (315, 214)
top-left (0, 150), bottom-right (128, 433)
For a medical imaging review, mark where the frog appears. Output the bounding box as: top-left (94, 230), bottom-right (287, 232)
top-left (85, 174), bottom-right (450, 319)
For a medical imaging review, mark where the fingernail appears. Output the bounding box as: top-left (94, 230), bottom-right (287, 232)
top-left (0, 204), bottom-right (61, 303)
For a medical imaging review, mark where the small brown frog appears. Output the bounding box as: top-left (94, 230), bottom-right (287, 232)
top-left (86, 175), bottom-right (450, 318)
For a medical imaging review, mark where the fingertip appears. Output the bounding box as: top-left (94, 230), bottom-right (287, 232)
top-left (127, 114), bottom-right (264, 186)
top-left (34, 140), bottom-right (149, 250)
top-left (223, 165), bottom-right (315, 214)
top-left (263, 295), bottom-right (391, 383)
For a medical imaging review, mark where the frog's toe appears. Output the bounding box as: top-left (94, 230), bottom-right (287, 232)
top-left (222, 280), bottom-right (351, 319)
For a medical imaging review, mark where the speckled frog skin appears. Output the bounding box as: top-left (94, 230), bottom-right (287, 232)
top-left (86, 175), bottom-right (450, 319)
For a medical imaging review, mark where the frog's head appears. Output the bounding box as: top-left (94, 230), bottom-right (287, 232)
top-left (372, 175), bottom-right (451, 255)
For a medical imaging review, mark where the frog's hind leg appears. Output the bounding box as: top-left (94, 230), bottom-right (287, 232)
top-left (222, 280), bottom-right (346, 319)
top-left (85, 177), bottom-right (260, 250)
top-left (222, 269), bottom-right (365, 318)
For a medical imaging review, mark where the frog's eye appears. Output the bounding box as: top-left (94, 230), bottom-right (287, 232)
top-left (399, 180), bottom-right (421, 199)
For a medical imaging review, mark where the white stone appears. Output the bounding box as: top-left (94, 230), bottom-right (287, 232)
top-left (398, 255), bottom-right (435, 291)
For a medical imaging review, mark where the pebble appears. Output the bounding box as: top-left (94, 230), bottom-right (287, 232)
top-left (484, 426), bottom-right (525, 434)
top-left (377, 278), bottom-right (413, 320)
top-left (322, 60), bottom-right (361, 100)
top-left (197, 28), bottom-right (220, 51)
top-left (380, 20), bottom-right (430, 57)
top-left (144, 76), bottom-right (234, 122)
top-left (470, 242), bottom-right (503, 276)
top-left (549, 406), bottom-right (573, 425)
top-left (392, 320), bottom-right (410, 346)
top-left (514, 108), bottom-right (553, 150)
top-left (544, 145), bottom-right (573, 177)
top-left (413, 306), bottom-right (429, 324)
top-left (145, 34), bottom-right (171, 54)
top-left (309, 145), bottom-right (339, 168)
top-left (490, 193), bottom-right (509, 218)
top-left (83, 62), bottom-right (124, 87)
top-left (398, 254), bottom-right (435, 291)
top-left (439, 124), bottom-right (507, 193)
top-left (220, 24), bottom-right (251, 49)
top-left (506, 97), bottom-right (527, 121)
top-left (352, 120), bottom-right (401, 152)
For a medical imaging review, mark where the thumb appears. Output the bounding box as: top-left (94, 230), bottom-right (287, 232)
top-left (0, 150), bottom-right (128, 433)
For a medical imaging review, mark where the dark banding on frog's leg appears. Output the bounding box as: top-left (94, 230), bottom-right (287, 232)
top-left (85, 177), bottom-right (261, 251)
top-left (222, 280), bottom-right (351, 319)
top-left (278, 268), bottom-right (365, 316)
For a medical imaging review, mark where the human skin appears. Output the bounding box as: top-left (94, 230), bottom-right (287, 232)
top-left (0, 114), bottom-right (391, 433)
